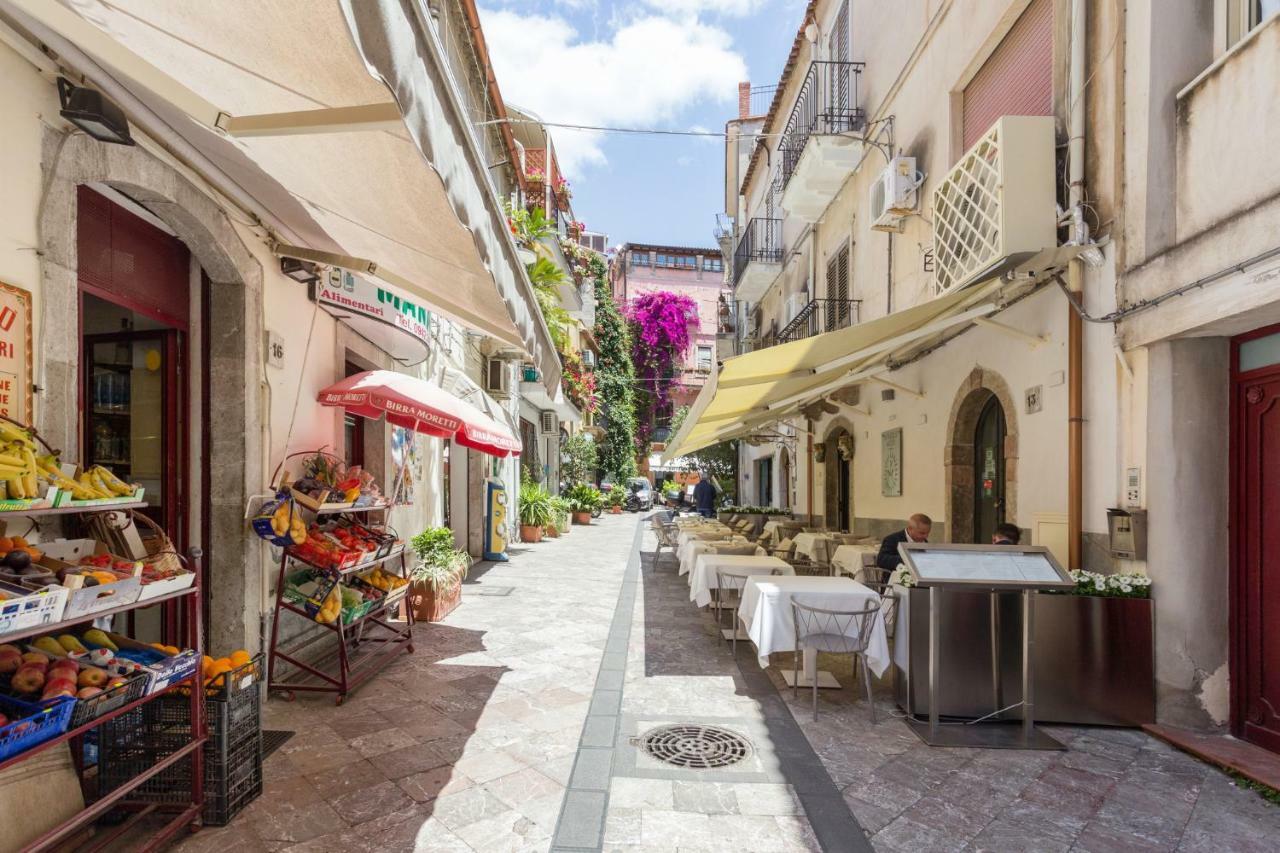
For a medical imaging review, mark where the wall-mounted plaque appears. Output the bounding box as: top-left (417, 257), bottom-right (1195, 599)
top-left (881, 427), bottom-right (902, 496)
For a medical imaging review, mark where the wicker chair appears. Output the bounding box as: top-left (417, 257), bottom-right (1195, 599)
top-left (651, 515), bottom-right (680, 566)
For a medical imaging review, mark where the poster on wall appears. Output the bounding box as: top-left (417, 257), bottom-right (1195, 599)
top-left (0, 282), bottom-right (33, 425)
top-left (390, 426), bottom-right (417, 505)
top-left (881, 427), bottom-right (903, 497)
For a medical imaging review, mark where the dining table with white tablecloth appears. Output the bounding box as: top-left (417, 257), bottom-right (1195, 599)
top-left (688, 554), bottom-right (791, 608)
top-left (738, 575), bottom-right (890, 686)
top-left (676, 527), bottom-right (736, 549)
top-left (791, 531), bottom-right (835, 560)
top-left (830, 543), bottom-right (881, 579)
top-left (677, 537), bottom-right (754, 576)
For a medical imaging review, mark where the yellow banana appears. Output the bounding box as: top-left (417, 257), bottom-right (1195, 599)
top-left (0, 453), bottom-right (24, 467)
top-left (8, 477), bottom-right (26, 500)
top-left (0, 421), bottom-right (32, 445)
top-left (95, 466), bottom-right (134, 497)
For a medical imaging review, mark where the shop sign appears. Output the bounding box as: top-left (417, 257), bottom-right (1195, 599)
top-left (316, 269), bottom-right (432, 345)
top-left (0, 282), bottom-right (33, 424)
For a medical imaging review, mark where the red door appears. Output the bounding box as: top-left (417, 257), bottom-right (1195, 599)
top-left (1232, 325), bottom-right (1280, 752)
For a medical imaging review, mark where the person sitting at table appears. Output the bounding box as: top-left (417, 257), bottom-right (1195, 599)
top-left (992, 522), bottom-right (1021, 545)
top-left (876, 513), bottom-right (931, 573)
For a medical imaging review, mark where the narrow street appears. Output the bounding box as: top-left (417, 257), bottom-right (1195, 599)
top-left (171, 516), bottom-right (1280, 852)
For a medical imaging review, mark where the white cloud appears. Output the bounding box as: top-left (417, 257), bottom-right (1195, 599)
top-left (639, 0), bottom-right (763, 16)
top-left (676, 155), bottom-right (694, 166)
top-left (479, 8), bottom-right (747, 173)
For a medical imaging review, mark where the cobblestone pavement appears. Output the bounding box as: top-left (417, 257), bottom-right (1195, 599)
top-left (176, 515), bottom-right (1280, 852)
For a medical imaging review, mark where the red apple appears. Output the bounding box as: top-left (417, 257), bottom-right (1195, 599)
top-left (0, 712), bottom-right (9, 727)
top-left (0, 647), bottom-right (21, 674)
top-left (10, 666), bottom-right (45, 694)
top-left (42, 677), bottom-right (76, 700)
top-left (76, 686), bottom-right (103, 699)
top-left (21, 652), bottom-right (49, 669)
top-left (77, 667), bottom-right (108, 689)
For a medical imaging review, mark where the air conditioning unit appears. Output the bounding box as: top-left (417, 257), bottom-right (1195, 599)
top-left (539, 411), bottom-right (557, 434)
top-left (782, 291), bottom-right (809, 326)
top-left (870, 156), bottom-right (919, 232)
top-left (931, 116), bottom-right (1056, 296)
top-left (485, 358), bottom-right (512, 399)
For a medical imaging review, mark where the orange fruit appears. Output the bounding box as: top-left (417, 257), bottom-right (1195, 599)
top-left (12, 536), bottom-right (28, 547)
top-left (201, 655), bottom-right (215, 677)
top-left (207, 660), bottom-right (232, 687)
top-left (229, 650), bottom-right (251, 668)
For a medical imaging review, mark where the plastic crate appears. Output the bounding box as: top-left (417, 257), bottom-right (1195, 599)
top-left (67, 670), bottom-right (149, 729)
top-left (0, 581), bottom-right (69, 639)
top-left (207, 683), bottom-right (261, 752)
top-left (0, 694), bottom-right (75, 762)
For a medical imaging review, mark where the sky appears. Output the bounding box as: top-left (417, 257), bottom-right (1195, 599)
top-left (478, 0), bottom-right (806, 250)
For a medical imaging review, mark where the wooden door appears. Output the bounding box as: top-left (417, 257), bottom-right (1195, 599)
top-left (973, 395), bottom-right (1007, 543)
top-left (1232, 326), bottom-right (1280, 752)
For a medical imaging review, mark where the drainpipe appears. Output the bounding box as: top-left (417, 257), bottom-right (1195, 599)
top-left (1067, 0), bottom-right (1087, 570)
top-left (806, 420), bottom-right (814, 524)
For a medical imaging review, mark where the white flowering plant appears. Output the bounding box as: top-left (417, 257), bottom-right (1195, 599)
top-left (1056, 569), bottom-right (1152, 599)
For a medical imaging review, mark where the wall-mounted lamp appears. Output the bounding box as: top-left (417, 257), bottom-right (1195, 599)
top-left (280, 257), bottom-right (320, 284)
top-left (58, 78), bottom-right (134, 146)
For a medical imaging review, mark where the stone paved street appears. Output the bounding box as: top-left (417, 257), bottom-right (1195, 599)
top-left (175, 515), bottom-right (1280, 852)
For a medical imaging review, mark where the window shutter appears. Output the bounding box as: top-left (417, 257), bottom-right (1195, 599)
top-left (825, 246), bottom-right (851, 330)
top-left (961, 0), bottom-right (1053, 152)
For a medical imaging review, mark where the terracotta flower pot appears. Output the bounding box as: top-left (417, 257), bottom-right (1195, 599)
top-left (572, 512), bottom-right (592, 525)
top-left (520, 524), bottom-right (543, 542)
top-left (610, 506), bottom-right (622, 514)
top-left (410, 576), bottom-right (461, 622)
top-left (545, 523), bottom-right (560, 538)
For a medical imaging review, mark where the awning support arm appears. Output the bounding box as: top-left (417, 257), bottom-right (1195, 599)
top-left (218, 103), bottom-right (404, 137)
top-left (972, 317), bottom-right (1047, 347)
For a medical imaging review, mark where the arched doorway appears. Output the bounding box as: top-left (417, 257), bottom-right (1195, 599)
top-left (823, 425), bottom-right (853, 531)
top-left (973, 395), bottom-right (1007, 543)
top-left (945, 368), bottom-right (1018, 544)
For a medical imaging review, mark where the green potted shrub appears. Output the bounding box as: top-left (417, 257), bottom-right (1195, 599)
top-left (518, 480), bottom-right (553, 542)
top-left (608, 487), bottom-right (624, 514)
top-left (408, 527), bottom-right (470, 621)
top-left (551, 497), bottom-right (572, 535)
top-left (565, 483), bottom-right (602, 524)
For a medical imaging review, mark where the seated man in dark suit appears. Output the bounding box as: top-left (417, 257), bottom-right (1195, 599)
top-left (876, 513), bottom-right (932, 574)
top-left (992, 522), bottom-right (1021, 545)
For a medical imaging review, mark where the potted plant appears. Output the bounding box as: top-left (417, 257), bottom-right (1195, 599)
top-left (551, 497), bottom-right (572, 535)
top-left (608, 488), bottom-right (624, 514)
top-left (553, 175), bottom-right (571, 210)
top-left (407, 527), bottom-right (470, 622)
top-left (518, 480), bottom-right (553, 542)
top-left (526, 167), bottom-right (545, 199)
top-left (565, 483), bottom-right (601, 525)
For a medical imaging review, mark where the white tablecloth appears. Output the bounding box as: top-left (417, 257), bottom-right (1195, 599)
top-left (677, 538), bottom-right (752, 576)
top-left (689, 554), bottom-right (790, 608)
top-left (792, 532), bottom-right (834, 560)
top-left (677, 528), bottom-right (735, 549)
top-left (739, 576), bottom-right (890, 676)
top-left (831, 544), bottom-right (879, 578)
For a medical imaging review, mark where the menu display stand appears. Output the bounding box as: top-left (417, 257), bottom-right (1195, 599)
top-left (897, 543), bottom-right (1074, 750)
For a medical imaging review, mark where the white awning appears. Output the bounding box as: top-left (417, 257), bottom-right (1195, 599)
top-left (3, 0), bottom-right (559, 390)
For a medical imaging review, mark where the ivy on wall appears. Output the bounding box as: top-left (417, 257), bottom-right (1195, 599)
top-left (591, 256), bottom-right (638, 481)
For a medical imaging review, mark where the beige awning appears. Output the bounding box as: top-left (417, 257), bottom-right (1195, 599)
top-left (3, 0), bottom-right (559, 390)
top-left (663, 280), bottom-right (1007, 460)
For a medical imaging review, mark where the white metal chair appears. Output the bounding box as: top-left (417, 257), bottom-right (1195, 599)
top-left (715, 566), bottom-right (786, 654)
top-left (790, 599), bottom-right (882, 721)
top-left (651, 515), bottom-right (680, 566)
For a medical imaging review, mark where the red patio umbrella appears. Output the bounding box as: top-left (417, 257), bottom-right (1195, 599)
top-left (317, 370), bottom-right (521, 457)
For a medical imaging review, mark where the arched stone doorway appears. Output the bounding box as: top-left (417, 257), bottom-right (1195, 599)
top-left (944, 367), bottom-right (1018, 544)
top-left (39, 132), bottom-right (264, 653)
top-left (822, 419), bottom-right (855, 531)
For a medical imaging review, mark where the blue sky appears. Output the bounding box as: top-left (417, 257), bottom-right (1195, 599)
top-left (479, 0), bottom-right (806, 249)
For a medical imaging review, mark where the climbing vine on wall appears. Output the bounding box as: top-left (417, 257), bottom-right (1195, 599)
top-left (591, 256), bottom-right (638, 480)
top-left (625, 291), bottom-right (699, 450)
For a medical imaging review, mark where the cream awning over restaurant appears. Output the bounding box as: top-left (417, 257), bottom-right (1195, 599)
top-left (662, 280), bottom-right (1007, 460)
top-left (2, 0), bottom-right (560, 390)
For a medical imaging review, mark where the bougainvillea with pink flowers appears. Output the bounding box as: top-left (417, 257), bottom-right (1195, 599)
top-left (625, 291), bottom-right (699, 447)
top-left (561, 349), bottom-right (599, 415)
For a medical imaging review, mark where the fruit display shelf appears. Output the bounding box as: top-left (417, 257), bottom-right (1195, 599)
top-left (266, 510), bottom-right (413, 705)
top-left (0, 500), bottom-right (146, 518)
top-left (0, 502), bottom-right (204, 852)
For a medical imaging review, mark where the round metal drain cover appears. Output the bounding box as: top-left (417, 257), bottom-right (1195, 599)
top-left (637, 724), bottom-right (752, 769)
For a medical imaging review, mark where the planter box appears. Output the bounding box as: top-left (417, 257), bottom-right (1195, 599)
top-left (544, 524), bottom-right (560, 538)
top-left (572, 512), bottom-right (592, 525)
top-left (519, 524), bottom-right (543, 543)
top-left (410, 578), bottom-right (460, 622)
top-left (894, 588), bottom-right (1155, 727)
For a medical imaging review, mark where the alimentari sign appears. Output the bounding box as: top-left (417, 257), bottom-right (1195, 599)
top-left (0, 281), bottom-right (32, 424)
top-left (316, 269), bottom-right (431, 345)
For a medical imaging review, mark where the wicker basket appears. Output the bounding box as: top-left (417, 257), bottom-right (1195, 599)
top-left (133, 512), bottom-right (184, 577)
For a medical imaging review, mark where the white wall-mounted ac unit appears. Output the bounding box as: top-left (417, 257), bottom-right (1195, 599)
top-left (782, 291), bottom-right (809, 326)
top-left (870, 156), bottom-right (919, 232)
top-left (931, 116), bottom-right (1056, 296)
top-left (486, 358), bottom-right (512, 399)
top-left (539, 411), bottom-right (557, 434)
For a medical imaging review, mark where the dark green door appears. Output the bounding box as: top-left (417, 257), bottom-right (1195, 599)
top-left (973, 396), bottom-right (1006, 543)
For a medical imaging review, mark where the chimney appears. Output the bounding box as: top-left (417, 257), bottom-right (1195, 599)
top-left (738, 82), bottom-right (751, 119)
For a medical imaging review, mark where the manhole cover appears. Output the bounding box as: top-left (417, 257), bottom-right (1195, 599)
top-left (636, 724), bottom-right (752, 769)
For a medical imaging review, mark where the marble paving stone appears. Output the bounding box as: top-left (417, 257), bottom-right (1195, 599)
top-left (672, 780), bottom-right (739, 814)
top-left (611, 777), bottom-right (676, 810)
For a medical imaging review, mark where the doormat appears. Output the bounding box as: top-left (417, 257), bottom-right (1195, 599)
top-left (261, 729), bottom-right (295, 759)
top-left (477, 586), bottom-right (514, 597)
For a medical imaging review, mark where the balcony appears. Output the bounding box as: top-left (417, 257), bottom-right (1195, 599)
top-left (777, 298), bottom-right (861, 344)
top-left (778, 61), bottom-right (866, 223)
top-left (732, 217), bottom-right (783, 302)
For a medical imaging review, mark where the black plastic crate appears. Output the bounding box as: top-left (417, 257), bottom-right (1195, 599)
top-left (207, 680), bottom-right (261, 752)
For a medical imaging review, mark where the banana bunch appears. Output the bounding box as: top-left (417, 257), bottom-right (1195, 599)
top-left (0, 421), bottom-right (42, 500)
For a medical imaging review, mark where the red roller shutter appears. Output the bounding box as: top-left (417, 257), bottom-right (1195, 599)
top-left (962, 0), bottom-right (1053, 152)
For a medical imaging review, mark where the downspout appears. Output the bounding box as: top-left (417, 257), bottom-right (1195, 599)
top-left (806, 419), bottom-right (814, 524)
top-left (1067, 0), bottom-right (1087, 570)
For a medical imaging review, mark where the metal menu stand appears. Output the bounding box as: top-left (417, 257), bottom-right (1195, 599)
top-left (897, 543), bottom-right (1075, 750)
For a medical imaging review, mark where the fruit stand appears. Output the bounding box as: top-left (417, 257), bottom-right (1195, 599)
top-left (261, 452), bottom-right (411, 705)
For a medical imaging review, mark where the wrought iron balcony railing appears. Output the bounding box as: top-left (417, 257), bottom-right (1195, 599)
top-left (777, 298), bottom-right (862, 344)
top-left (749, 84), bottom-right (778, 117)
top-left (732, 217), bottom-right (783, 287)
top-left (778, 61), bottom-right (866, 192)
